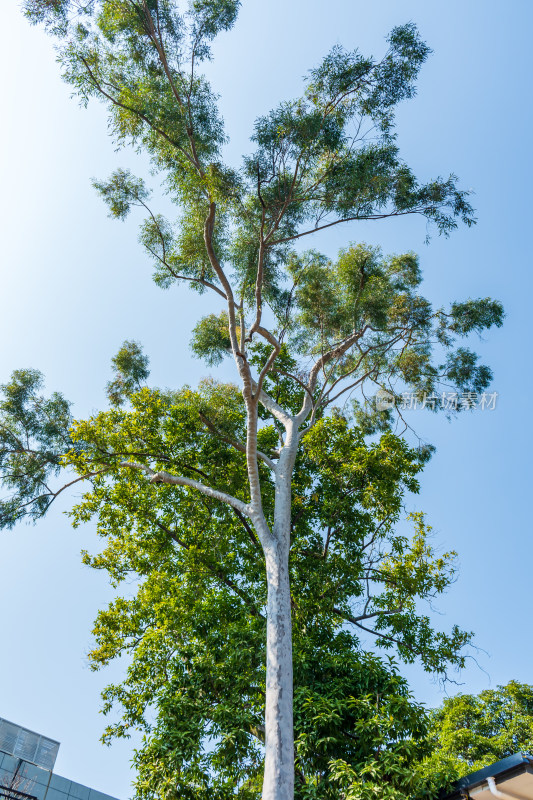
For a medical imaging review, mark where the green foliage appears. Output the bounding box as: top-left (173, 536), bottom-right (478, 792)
top-left (434, 681), bottom-right (533, 764)
top-left (47, 375), bottom-right (469, 796)
top-left (448, 299), bottom-right (505, 337)
top-left (0, 369), bottom-right (73, 528)
top-left (24, 0), bottom-right (477, 264)
top-left (330, 679), bottom-right (533, 799)
top-left (277, 243), bottom-right (501, 424)
top-left (93, 168), bottom-right (150, 220)
top-left (292, 644), bottom-right (429, 800)
top-left (189, 239), bottom-right (503, 427)
top-left (107, 339), bottom-right (151, 405)
top-left (441, 348), bottom-right (492, 393)
top-left (190, 312), bottom-right (233, 365)
top-left (134, 642), bottom-right (430, 799)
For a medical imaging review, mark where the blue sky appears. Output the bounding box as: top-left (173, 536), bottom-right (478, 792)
top-left (1, 1), bottom-right (532, 797)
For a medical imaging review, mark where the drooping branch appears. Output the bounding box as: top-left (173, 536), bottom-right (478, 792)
top-left (139, 0), bottom-right (206, 180)
top-left (231, 507), bottom-right (263, 552)
top-left (271, 207), bottom-right (449, 247)
top-left (318, 331), bottom-right (407, 409)
top-left (203, 205), bottom-right (248, 374)
top-left (332, 608), bottom-right (420, 658)
top-left (78, 56), bottom-right (198, 170)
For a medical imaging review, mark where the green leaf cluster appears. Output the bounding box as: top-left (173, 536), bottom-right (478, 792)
top-left (24, 0), bottom-right (484, 307)
top-left (0, 369), bottom-right (73, 528)
top-left (412, 681), bottom-right (533, 798)
top-left (107, 339), bottom-right (151, 404)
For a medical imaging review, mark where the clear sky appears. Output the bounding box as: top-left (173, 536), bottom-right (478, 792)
top-left (1, 1), bottom-right (532, 797)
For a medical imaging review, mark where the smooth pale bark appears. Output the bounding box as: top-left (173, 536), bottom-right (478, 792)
top-left (260, 426), bottom-right (299, 800)
top-left (257, 333), bottom-right (371, 799)
top-left (262, 540), bottom-right (294, 800)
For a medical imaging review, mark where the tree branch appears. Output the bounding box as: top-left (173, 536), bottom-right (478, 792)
top-left (272, 207), bottom-right (440, 246)
top-left (121, 460), bottom-right (253, 517)
top-left (251, 382), bottom-right (293, 429)
top-left (332, 608), bottom-right (419, 657)
top-left (78, 56), bottom-right (197, 170)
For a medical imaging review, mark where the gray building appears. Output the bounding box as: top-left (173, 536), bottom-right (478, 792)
top-left (0, 718), bottom-right (119, 800)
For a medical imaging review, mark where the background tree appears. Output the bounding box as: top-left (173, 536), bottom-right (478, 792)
top-left (1, 1), bottom-right (503, 798)
top-left (413, 681), bottom-right (533, 798)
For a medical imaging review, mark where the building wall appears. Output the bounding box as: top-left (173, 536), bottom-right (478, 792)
top-left (0, 752), bottom-right (119, 800)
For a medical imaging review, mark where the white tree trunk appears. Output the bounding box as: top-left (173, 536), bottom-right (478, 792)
top-left (262, 539), bottom-right (294, 800)
top-left (261, 434), bottom-right (298, 800)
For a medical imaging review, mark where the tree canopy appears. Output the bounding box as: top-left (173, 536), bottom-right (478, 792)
top-left (1, 2), bottom-right (505, 797)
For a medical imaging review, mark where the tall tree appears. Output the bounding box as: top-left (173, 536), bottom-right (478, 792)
top-left (2, 2), bottom-right (503, 797)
